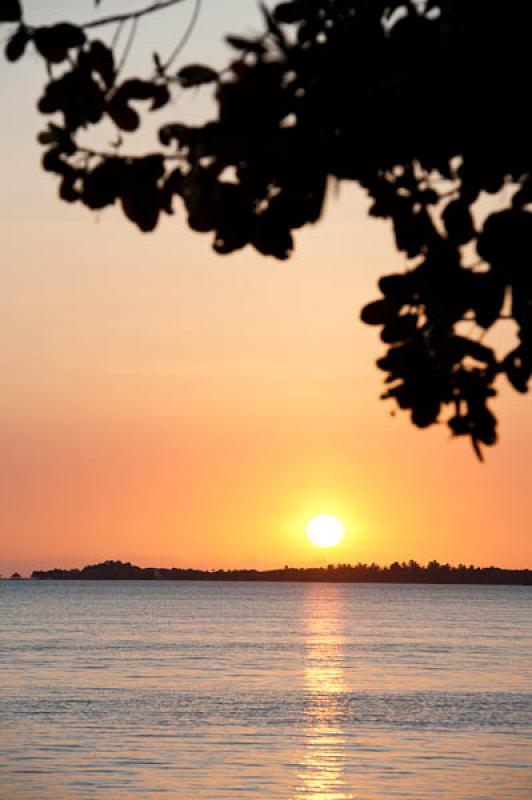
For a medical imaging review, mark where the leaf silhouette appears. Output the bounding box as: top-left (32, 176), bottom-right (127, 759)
top-left (0, 0), bottom-right (21, 23)
top-left (34, 24), bottom-right (85, 63)
top-left (5, 25), bottom-right (28, 62)
top-left (177, 64), bottom-right (218, 88)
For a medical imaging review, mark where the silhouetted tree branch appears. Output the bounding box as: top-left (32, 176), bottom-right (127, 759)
top-left (82, 1), bottom-right (187, 32)
top-left (3, 0), bottom-right (532, 459)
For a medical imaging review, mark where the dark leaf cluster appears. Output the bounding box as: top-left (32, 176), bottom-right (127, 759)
top-left (4, 1), bottom-right (532, 456)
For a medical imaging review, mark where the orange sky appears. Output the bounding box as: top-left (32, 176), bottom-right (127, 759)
top-left (1, 1), bottom-right (531, 575)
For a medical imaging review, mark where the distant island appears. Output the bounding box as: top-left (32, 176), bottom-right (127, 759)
top-left (30, 560), bottom-right (532, 585)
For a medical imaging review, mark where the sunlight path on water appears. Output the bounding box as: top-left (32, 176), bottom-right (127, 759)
top-left (295, 589), bottom-right (352, 799)
top-left (0, 581), bottom-right (530, 799)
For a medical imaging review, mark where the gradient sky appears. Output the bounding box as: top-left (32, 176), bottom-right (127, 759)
top-left (1, 0), bottom-right (531, 575)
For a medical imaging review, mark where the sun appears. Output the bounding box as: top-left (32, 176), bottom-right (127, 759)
top-left (306, 514), bottom-right (345, 548)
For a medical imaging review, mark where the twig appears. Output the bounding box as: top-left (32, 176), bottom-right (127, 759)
top-left (111, 19), bottom-right (126, 50)
top-left (162, 0), bottom-right (202, 71)
top-left (76, 145), bottom-right (182, 162)
top-left (116, 16), bottom-right (139, 78)
top-left (82, 0), bottom-right (185, 31)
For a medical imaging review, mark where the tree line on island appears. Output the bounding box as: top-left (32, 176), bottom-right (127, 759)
top-left (29, 560), bottom-right (532, 585)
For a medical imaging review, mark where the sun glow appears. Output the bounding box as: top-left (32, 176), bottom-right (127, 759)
top-left (306, 515), bottom-right (345, 548)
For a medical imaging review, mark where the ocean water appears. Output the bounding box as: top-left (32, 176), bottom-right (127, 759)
top-left (0, 581), bottom-right (530, 799)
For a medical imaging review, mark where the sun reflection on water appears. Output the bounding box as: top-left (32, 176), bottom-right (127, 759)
top-left (294, 586), bottom-right (354, 800)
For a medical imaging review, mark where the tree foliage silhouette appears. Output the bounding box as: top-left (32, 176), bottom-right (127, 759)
top-left (3, 0), bottom-right (532, 459)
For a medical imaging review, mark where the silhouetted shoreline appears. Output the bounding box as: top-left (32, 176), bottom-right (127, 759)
top-left (29, 560), bottom-right (532, 585)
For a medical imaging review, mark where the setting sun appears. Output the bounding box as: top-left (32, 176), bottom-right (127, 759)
top-left (306, 515), bottom-right (345, 548)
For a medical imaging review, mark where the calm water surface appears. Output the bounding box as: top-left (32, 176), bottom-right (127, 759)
top-left (0, 581), bottom-right (530, 799)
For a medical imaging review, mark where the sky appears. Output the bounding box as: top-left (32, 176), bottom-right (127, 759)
top-left (1, 0), bottom-right (531, 576)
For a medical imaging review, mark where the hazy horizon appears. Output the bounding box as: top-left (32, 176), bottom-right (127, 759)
top-left (6, 554), bottom-right (532, 580)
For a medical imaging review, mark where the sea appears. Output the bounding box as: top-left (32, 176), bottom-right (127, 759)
top-left (0, 581), bottom-right (530, 799)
